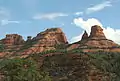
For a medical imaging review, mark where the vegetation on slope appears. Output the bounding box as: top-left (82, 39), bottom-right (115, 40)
top-left (0, 42), bottom-right (5, 52)
top-left (89, 52), bottom-right (120, 81)
top-left (0, 58), bottom-right (52, 81)
top-left (18, 40), bottom-right (38, 52)
top-left (0, 49), bottom-right (120, 81)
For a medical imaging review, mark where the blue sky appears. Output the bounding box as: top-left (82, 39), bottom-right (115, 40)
top-left (0, 0), bottom-right (120, 44)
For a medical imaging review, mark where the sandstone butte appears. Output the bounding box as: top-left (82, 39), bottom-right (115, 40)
top-left (0, 25), bottom-right (120, 57)
top-left (20, 28), bottom-right (68, 55)
top-left (67, 25), bottom-right (120, 52)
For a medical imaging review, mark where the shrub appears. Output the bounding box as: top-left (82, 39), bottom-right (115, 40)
top-left (0, 58), bottom-right (52, 81)
top-left (89, 52), bottom-right (120, 81)
top-left (0, 43), bottom-right (5, 52)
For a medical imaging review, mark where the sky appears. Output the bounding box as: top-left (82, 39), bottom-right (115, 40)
top-left (0, 0), bottom-right (120, 44)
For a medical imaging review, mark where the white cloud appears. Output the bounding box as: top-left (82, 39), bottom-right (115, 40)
top-left (74, 12), bottom-right (83, 16)
top-left (73, 18), bottom-right (102, 35)
top-left (86, 1), bottom-right (112, 14)
top-left (33, 13), bottom-right (68, 20)
top-left (1, 19), bottom-right (20, 26)
top-left (70, 18), bottom-right (120, 45)
top-left (104, 27), bottom-right (120, 44)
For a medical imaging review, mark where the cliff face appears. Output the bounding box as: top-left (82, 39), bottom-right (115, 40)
top-left (2, 34), bottom-right (24, 45)
top-left (33, 28), bottom-right (68, 45)
top-left (21, 28), bottom-right (68, 54)
top-left (89, 25), bottom-right (106, 39)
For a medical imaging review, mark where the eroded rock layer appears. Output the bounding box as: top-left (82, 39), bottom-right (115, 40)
top-left (21, 28), bottom-right (68, 54)
top-left (2, 34), bottom-right (24, 45)
top-left (68, 25), bottom-right (120, 52)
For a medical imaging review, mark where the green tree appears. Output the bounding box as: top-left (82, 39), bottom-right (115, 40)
top-left (90, 52), bottom-right (120, 81)
top-left (0, 43), bottom-right (5, 52)
top-left (0, 58), bottom-right (52, 81)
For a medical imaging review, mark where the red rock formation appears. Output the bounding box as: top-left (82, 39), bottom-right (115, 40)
top-left (33, 28), bottom-right (68, 44)
top-left (21, 28), bottom-right (68, 54)
top-left (83, 25), bottom-right (118, 48)
top-left (81, 31), bottom-right (88, 40)
top-left (68, 25), bottom-right (120, 52)
top-left (89, 25), bottom-right (106, 39)
top-left (2, 34), bottom-right (24, 45)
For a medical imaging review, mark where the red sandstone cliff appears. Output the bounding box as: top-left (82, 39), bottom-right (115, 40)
top-left (68, 25), bottom-right (120, 52)
top-left (21, 28), bottom-right (68, 54)
top-left (2, 34), bottom-right (24, 45)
